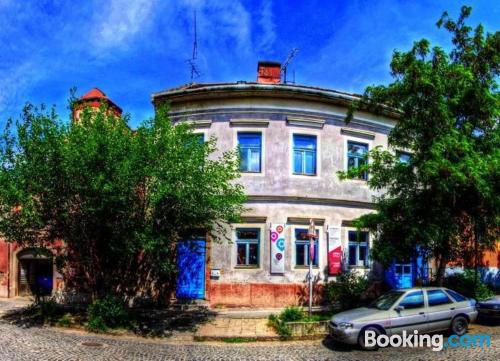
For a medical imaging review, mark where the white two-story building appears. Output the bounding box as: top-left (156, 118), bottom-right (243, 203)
top-left (152, 62), bottom-right (404, 308)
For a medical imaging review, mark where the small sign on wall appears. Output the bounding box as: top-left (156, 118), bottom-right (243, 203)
top-left (328, 226), bottom-right (342, 275)
top-left (270, 223), bottom-right (286, 274)
top-left (210, 269), bottom-right (221, 279)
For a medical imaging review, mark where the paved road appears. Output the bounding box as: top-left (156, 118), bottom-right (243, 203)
top-left (0, 299), bottom-right (498, 360)
top-left (0, 320), bottom-right (498, 361)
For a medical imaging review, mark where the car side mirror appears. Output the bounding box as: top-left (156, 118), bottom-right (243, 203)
top-left (395, 305), bottom-right (405, 312)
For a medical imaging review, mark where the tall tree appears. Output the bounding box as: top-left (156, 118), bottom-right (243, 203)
top-left (0, 102), bottom-right (245, 301)
top-left (340, 6), bottom-right (499, 284)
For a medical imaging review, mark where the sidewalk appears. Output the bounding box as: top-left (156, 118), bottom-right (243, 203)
top-left (194, 317), bottom-right (279, 341)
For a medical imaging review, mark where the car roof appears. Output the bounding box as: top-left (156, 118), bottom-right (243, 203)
top-left (393, 287), bottom-right (450, 292)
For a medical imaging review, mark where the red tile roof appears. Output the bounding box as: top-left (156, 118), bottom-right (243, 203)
top-left (80, 88), bottom-right (108, 100)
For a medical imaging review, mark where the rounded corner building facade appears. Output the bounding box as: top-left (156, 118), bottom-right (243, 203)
top-left (152, 62), bottom-right (401, 308)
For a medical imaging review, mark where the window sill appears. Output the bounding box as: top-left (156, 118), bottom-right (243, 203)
top-left (292, 173), bottom-right (317, 177)
top-left (295, 266), bottom-right (319, 269)
top-left (235, 266), bottom-right (260, 270)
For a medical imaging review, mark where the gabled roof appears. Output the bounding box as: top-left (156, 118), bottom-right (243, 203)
top-left (76, 87), bottom-right (122, 114)
top-left (81, 87), bottom-right (108, 100)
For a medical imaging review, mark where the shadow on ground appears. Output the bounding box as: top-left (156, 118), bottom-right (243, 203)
top-left (321, 335), bottom-right (360, 352)
top-left (0, 302), bottom-right (216, 338)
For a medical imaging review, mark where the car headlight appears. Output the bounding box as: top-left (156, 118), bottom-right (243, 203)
top-left (338, 322), bottom-right (353, 329)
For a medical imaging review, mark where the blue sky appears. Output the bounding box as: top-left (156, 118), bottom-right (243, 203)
top-left (0, 0), bottom-right (498, 128)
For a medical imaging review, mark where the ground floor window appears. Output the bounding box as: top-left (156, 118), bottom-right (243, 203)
top-left (236, 228), bottom-right (260, 266)
top-left (294, 228), bottom-right (319, 267)
top-left (348, 230), bottom-right (369, 267)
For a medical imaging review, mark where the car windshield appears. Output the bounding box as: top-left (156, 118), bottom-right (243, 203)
top-left (369, 290), bottom-right (405, 310)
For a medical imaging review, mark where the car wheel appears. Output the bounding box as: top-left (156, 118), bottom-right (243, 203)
top-left (451, 316), bottom-right (469, 336)
top-left (358, 326), bottom-right (380, 351)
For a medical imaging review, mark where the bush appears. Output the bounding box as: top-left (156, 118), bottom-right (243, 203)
top-left (267, 314), bottom-right (292, 340)
top-left (87, 295), bottom-right (129, 331)
top-left (56, 313), bottom-right (73, 327)
top-left (279, 306), bottom-right (304, 322)
top-left (443, 269), bottom-right (495, 301)
top-left (86, 315), bottom-right (108, 332)
top-left (324, 272), bottom-right (369, 311)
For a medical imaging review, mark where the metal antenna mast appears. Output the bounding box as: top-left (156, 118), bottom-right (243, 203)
top-left (281, 48), bottom-right (298, 84)
top-left (188, 10), bottom-right (200, 83)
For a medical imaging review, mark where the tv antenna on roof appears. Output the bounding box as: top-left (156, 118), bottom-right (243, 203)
top-left (281, 48), bottom-right (298, 84)
top-left (187, 10), bottom-right (200, 83)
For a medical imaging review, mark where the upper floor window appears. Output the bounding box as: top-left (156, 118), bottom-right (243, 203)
top-left (295, 228), bottom-right (319, 267)
top-left (293, 134), bottom-right (317, 175)
top-left (396, 151), bottom-right (412, 164)
top-left (347, 141), bottom-right (368, 180)
top-left (236, 228), bottom-right (260, 267)
top-left (348, 230), bottom-right (369, 267)
top-left (238, 132), bottom-right (262, 173)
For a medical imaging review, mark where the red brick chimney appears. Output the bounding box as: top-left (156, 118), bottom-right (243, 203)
top-left (257, 61), bottom-right (281, 84)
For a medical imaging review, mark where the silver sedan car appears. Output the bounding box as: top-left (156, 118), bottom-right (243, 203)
top-left (329, 287), bottom-right (477, 350)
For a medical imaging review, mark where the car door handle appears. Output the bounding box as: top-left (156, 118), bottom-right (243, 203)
top-left (450, 307), bottom-right (455, 310)
top-left (419, 312), bottom-right (425, 315)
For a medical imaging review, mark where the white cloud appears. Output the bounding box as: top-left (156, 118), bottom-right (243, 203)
top-left (257, 0), bottom-right (276, 52)
top-left (93, 0), bottom-right (158, 50)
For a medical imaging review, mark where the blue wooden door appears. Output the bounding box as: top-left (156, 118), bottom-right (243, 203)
top-left (176, 239), bottom-right (206, 299)
top-left (394, 263), bottom-right (413, 288)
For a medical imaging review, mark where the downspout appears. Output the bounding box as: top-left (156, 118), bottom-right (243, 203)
top-left (7, 243), bottom-right (11, 298)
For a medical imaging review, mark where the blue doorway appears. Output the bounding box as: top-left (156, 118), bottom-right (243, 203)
top-left (394, 263), bottom-right (413, 288)
top-left (176, 239), bottom-right (206, 299)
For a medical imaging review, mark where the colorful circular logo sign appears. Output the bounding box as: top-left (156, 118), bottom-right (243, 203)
top-left (276, 238), bottom-right (285, 251)
top-left (276, 225), bottom-right (284, 234)
top-left (276, 253), bottom-right (282, 260)
top-left (270, 232), bottom-right (279, 242)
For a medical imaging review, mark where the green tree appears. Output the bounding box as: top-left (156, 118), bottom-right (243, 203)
top-left (340, 6), bottom-right (499, 285)
top-left (0, 101), bottom-right (245, 301)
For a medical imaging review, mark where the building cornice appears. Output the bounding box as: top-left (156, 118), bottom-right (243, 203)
top-left (246, 195), bottom-right (376, 209)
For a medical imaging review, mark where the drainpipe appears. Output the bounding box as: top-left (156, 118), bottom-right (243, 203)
top-left (7, 243), bottom-right (11, 298)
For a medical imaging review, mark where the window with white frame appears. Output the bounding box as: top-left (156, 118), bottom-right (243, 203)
top-left (238, 132), bottom-right (262, 173)
top-left (293, 134), bottom-right (317, 175)
top-left (347, 141), bottom-right (368, 180)
top-left (396, 150), bottom-right (411, 164)
top-left (348, 230), bottom-right (369, 267)
top-left (235, 228), bottom-right (260, 266)
top-left (294, 228), bottom-right (319, 267)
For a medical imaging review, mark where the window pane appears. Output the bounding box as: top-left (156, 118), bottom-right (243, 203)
top-left (237, 244), bottom-right (247, 265)
top-left (237, 229), bottom-right (259, 240)
top-left (397, 151), bottom-right (411, 164)
top-left (399, 291), bottom-right (424, 309)
top-left (359, 245), bottom-right (367, 266)
top-left (238, 133), bottom-right (261, 147)
top-left (445, 289), bottom-right (467, 302)
top-left (239, 148), bottom-right (249, 171)
top-left (403, 265), bottom-right (411, 274)
top-left (349, 245), bottom-right (357, 266)
top-left (304, 151), bottom-right (316, 174)
top-left (395, 265), bottom-right (402, 274)
top-left (249, 149), bottom-right (260, 172)
top-left (349, 231), bottom-right (368, 243)
top-left (427, 290), bottom-right (452, 306)
top-left (296, 244), bottom-right (305, 266)
top-left (248, 243), bottom-right (259, 265)
top-left (294, 150), bottom-right (303, 173)
top-left (293, 135), bottom-right (316, 150)
top-left (348, 141), bottom-right (368, 155)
